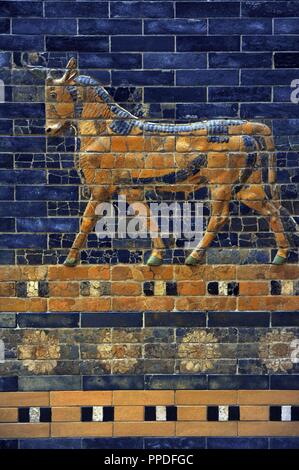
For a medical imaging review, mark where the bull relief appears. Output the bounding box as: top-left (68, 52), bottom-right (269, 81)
top-left (45, 58), bottom-right (296, 269)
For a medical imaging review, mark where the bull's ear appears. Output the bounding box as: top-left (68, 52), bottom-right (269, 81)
top-left (64, 57), bottom-right (78, 82)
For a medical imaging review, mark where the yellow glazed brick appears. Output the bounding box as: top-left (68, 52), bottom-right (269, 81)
top-left (114, 422), bottom-right (175, 437)
top-left (113, 391), bottom-right (174, 405)
top-left (238, 391), bottom-right (299, 405)
top-left (240, 406), bottom-right (269, 421)
top-left (0, 408), bottom-right (18, 423)
top-left (52, 407), bottom-right (81, 422)
top-left (176, 391), bottom-right (238, 405)
top-left (0, 424), bottom-right (50, 438)
top-left (177, 406), bottom-right (206, 421)
top-left (176, 422), bottom-right (238, 436)
top-left (114, 406), bottom-right (144, 422)
top-left (50, 391), bottom-right (112, 406)
top-left (0, 392), bottom-right (49, 407)
top-left (238, 422), bottom-right (299, 436)
top-left (51, 422), bottom-right (113, 437)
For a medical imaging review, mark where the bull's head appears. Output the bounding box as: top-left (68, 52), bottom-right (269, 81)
top-left (45, 57), bottom-right (78, 136)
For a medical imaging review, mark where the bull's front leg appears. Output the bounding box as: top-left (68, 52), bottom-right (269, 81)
top-left (64, 197), bottom-right (100, 267)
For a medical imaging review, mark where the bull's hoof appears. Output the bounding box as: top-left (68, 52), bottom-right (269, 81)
top-left (185, 254), bottom-right (199, 266)
top-left (272, 254), bottom-right (287, 265)
top-left (63, 257), bottom-right (78, 267)
top-left (147, 255), bottom-right (163, 266)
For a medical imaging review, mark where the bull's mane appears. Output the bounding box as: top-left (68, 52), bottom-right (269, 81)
top-left (74, 75), bottom-right (245, 136)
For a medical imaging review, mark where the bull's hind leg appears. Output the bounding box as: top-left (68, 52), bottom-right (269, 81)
top-left (236, 185), bottom-right (289, 265)
top-left (64, 197), bottom-right (99, 267)
top-left (185, 186), bottom-right (231, 265)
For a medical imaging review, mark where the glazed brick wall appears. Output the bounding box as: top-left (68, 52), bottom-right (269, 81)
top-left (0, 0), bottom-right (298, 265)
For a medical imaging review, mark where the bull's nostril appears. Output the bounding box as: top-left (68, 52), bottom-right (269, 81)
top-left (46, 128), bottom-right (52, 133)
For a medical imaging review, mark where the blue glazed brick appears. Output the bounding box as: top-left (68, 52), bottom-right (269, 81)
top-left (0, 36), bottom-right (44, 51)
top-left (209, 86), bottom-right (271, 102)
top-left (272, 311), bottom-right (299, 327)
top-left (0, 19), bottom-right (10, 34)
top-left (273, 86), bottom-right (293, 102)
top-left (271, 375), bottom-right (299, 390)
top-left (145, 312), bottom-right (206, 327)
top-left (83, 375), bottom-right (144, 390)
top-left (0, 376), bottom-right (18, 392)
top-left (207, 438), bottom-right (268, 449)
top-left (12, 19), bottom-right (77, 35)
top-left (111, 2), bottom-right (174, 19)
top-left (0, 153), bottom-right (13, 168)
top-left (145, 19), bottom-right (206, 35)
top-left (16, 218), bottom-right (78, 233)
top-left (20, 439), bottom-right (82, 450)
top-left (177, 36), bottom-right (240, 52)
top-left (0, 104), bottom-right (44, 119)
top-left (79, 19), bottom-right (141, 35)
top-left (46, 36), bottom-right (109, 52)
top-left (177, 103), bottom-right (238, 120)
top-left (275, 53), bottom-right (299, 69)
top-left (0, 52), bottom-right (11, 67)
top-left (243, 36), bottom-right (299, 52)
top-left (16, 186), bottom-right (78, 201)
top-left (112, 71), bottom-right (174, 86)
top-left (144, 53), bottom-right (207, 69)
top-left (0, 1), bottom-right (43, 17)
top-left (46, 2), bottom-right (108, 18)
top-left (19, 376), bottom-right (81, 391)
top-left (208, 375), bottom-right (269, 390)
top-left (242, 1), bottom-right (299, 18)
top-left (0, 187), bottom-right (13, 200)
top-left (79, 53), bottom-right (141, 69)
top-left (0, 234), bottom-right (47, 249)
top-left (0, 202), bottom-right (47, 217)
top-left (241, 69), bottom-right (299, 85)
top-left (0, 218), bottom-right (14, 232)
top-left (0, 121), bottom-right (13, 135)
top-left (145, 375), bottom-right (207, 390)
top-left (0, 137), bottom-right (45, 153)
top-left (18, 313), bottom-right (80, 328)
top-left (145, 438), bottom-right (206, 449)
top-left (209, 19), bottom-right (271, 35)
top-left (82, 438), bottom-right (143, 449)
top-left (270, 438), bottom-right (299, 449)
top-left (144, 87), bottom-right (205, 103)
top-left (0, 440), bottom-right (18, 449)
top-left (275, 19), bottom-right (299, 35)
top-left (177, 70), bottom-right (238, 86)
top-left (81, 312), bottom-right (142, 327)
top-left (0, 251), bottom-right (14, 264)
top-left (241, 103), bottom-right (299, 119)
top-left (209, 52), bottom-right (272, 69)
top-left (208, 311), bottom-right (270, 327)
top-left (111, 36), bottom-right (174, 52)
top-left (177, 2), bottom-right (240, 18)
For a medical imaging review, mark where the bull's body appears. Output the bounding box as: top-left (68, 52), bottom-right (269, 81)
top-left (45, 59), bottom-right (290, 267)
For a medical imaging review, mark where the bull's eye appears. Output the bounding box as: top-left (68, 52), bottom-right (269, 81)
top-left (50, 91), bottom-right (57, 99)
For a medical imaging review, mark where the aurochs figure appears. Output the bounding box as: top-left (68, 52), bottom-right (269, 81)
top-left (45, 58), bottom-right (294, 267)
